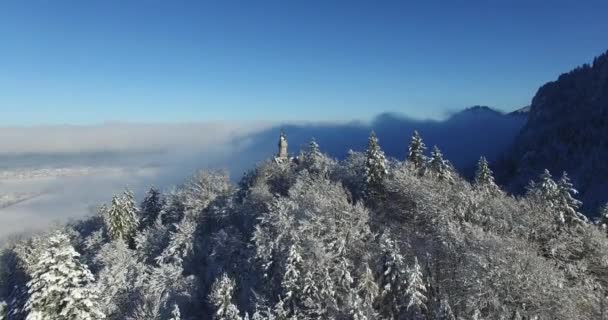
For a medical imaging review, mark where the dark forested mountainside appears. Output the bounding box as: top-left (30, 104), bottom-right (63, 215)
top-left (2, 131), bottom-right (608, 320)
top-left (500, 50), bottom-right (608, 213)
top-left (236, 107), bottom-right (526, 177)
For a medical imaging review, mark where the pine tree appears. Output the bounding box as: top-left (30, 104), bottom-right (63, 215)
top-left (405, 257), bottom-right (427, 319)
top-left (556, 171), bottom-right (587, 225)
top-left (429, 146), bottom-right (453, 182)
top-left (103, 190), bottom-right (139, 242)
top-left (474, 156), bottom-right (500, 194)
top-left (140, 187), bottom-right (164, 230)
top-left (407, 130), bottom-right (427, 173)
top-left (24, 231), bottom-right (105, 320)
top-left (364, 131), bottom-right (388, 202)
top-left (209, 273), bottom-right (241, 320)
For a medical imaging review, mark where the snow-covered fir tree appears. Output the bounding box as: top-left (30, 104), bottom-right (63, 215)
top-left (405, 257), bottom-right (427, 319)
top-left (351, 263), bottom-right (378, 320)
top-left (474, 156), bottom-right (500, 194)
top-left (556, 171), bottom-right (588, 225)
top-left (168, 304), bottom-right (181, 320)
top-left (122, 188), bottom-right (140, 223)
top-left (140, 187), bottom-right (164, 230)
top-left (209, 273), bottom-right (241, 320)
top-left (429, 146), bottom-right (453, 182)
top-left (378, 233), bottom-right (407, 318)
top-left (281, 244), bottom-right (302, 315)
top-left (364, 131), bottom-right (388, 203)
top-left (24, 231), bottom-right (105, 320)
top-left (156, 217), bottom-right (196, 265)
top-left (407, 130), bottom-right (427, 173)
top-left (103, 190), bottom-right (139, 242)
top-left (299, 138), bottom-right (333, 177)
top-left (93, 238), bottom-right (147, 317)
top-left (536, 169), bottom-right (559, 201)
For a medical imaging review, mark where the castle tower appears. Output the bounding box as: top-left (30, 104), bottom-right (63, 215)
top-left (277, 130), bottom-right (288, 161)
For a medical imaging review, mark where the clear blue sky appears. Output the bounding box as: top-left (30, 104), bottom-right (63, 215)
top-left (1, 0), bottom-right (607, 125)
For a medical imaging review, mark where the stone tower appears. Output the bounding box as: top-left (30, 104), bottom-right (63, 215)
top-left (277, 130), bottom-right (288, 161)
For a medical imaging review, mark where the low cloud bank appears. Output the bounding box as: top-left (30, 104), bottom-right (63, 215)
top-left (0, 122), bottom-right (269, 155)
top-left (0, 122), bottom-right (272, 241)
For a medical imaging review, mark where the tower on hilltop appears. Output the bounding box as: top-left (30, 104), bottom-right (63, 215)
top-left (277, 129), bottom-right (288, 162)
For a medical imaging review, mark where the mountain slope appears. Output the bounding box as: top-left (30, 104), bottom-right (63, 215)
top-left (501, 50), bottom-right (608, 212)
top-left (234, 106), bottom-right (526, 176)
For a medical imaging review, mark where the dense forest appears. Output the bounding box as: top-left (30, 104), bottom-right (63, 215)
top-left (501, 49), bottom-right (608, 211)
top-left (2, 131), bottom-right (608, 320)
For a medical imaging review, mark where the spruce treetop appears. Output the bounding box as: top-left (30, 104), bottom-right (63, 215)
top-left (364, 131), bottom-right (388, 202)
top-left (475, 156), bottom-right (500, 194)
top-left (408, 130), bottom-right (427, 170)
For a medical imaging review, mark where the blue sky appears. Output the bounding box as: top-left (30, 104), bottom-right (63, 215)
top-left (1, 0), bottom-right (607, 125)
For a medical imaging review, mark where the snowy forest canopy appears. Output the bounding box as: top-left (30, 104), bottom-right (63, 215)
top-left (2, 131), bottom-right (608, 320)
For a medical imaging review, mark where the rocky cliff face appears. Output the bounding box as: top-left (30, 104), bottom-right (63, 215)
top-left (502, 50), bottom-right (608, 213)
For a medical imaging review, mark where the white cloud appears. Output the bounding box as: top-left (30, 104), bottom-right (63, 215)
top-left (0, 122), bottom-right (270, 155)
top-left (0, 122), bottom-right (273, 242)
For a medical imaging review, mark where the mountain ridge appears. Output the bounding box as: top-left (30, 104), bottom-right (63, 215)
top-left (499, 49), bottom-right (608, 213)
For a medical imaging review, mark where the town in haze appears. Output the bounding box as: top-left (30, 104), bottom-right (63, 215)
top-left (1, 1), bottom-right (608, 319)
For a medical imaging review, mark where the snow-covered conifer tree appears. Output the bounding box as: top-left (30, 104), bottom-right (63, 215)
top-left (272, 299), bottom-right (289, 320)
top-left (156, 217), bottom-right (196, 265)
top-left (122, 188), bottom-right (140, 223)
top-left (304, 139), bottom-right (321, 162)
top-left (556, 172), bottom-right (588, 225)
top-left (364, 131), bottom-right (388, 202)
top-left (598, 203), bottom-right (608, 233)
top-left (357, 264), bottom-right (378, 307)
top-left (537, 169), bottom-right (558, 201)
top-left (251, 308), bottom-right (275, 320)
top-left (209, 273), bottom-right (241, 320)
top-left (351, 264), bottom-right (379, 320)
top-left (281, 244), bottom-right (303, 314)
top-left (529, 169), bottom-right (573, 225)
top-left (93, 238), bottom-right (151, 317)
top-left (429, 146), bottom-right (453, 182)
top-left (405, 257), bottom-right (427, 319)
top-left (0, 300), bottom-right (7, 320)
top-left (168, 304), bottom-right (181, 320)
top-left (140, 187), bottom-right (164, 230)
top-left (408, 130), bottom-right (427, 172)
top-left (24, 231), bottom-right (105, 320)
top-left (103, 190), bottom-right (139, 242)
top-left (378, 233), bottom-right (407, 318)
top-left (300, 138), bottom-right (332, 177)
top-left (474, 156), bottom-right (500, 194)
